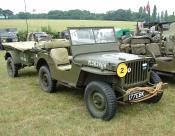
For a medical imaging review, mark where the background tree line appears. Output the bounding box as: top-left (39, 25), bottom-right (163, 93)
top-left (1, 5), bottom-right (175, 22)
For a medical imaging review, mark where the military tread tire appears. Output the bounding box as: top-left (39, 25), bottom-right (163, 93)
top-left (145, 71), bottom-right (163, 103)
top-left (7, 57), bottom-right (18, 77)
top-left (39, 66), bottom-right (57, 93)
top-left (84, 81), bottom-right (117, 121)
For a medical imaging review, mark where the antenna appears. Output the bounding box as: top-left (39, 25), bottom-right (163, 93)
top-left (24, 0), bottom-right (29, 33)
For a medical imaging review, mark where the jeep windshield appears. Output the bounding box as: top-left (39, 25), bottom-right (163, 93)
top-left (69, 28), bottom-right (116, 45)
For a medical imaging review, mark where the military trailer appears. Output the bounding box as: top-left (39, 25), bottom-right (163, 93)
top-left (34, 27), bottom-right (166, 120)
top-left (3, 41), bottom-right (37, 77)
top-left (3, 39), bottom-right (68, 77)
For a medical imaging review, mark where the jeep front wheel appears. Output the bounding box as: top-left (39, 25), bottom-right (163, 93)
top-left (39, 66), bottom-right (57, 93)
top-left (84, 81), bottom-right (117, 121)
top-left (145, 71), bottom-right (163, 103)
top-left (7, 57), bottom-right (18, 77)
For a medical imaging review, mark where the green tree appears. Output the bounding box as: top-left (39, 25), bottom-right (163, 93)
top-left (137, 6), bottom-right (147, 21)
top-left (173, 12), bottom-right (175, 21)
top-left (16, 12), bottom-right (31, 19)
top-left (152, 5), bottom-right (157, 22)
top-left (48, 10), bottom-right (64, 19)
top-left (157, 13), bottom-right (160, 21)
top-left (0, 8), bottom-right (2, 15)
top-left (2, 9), bottom-right (13, 19)
top-left (161, 11), bottom-right (164, 21)
top-left (104, 9), bottom-right (134, 21)
top-left (167, 12), bottom-right (175, 21)
top-left (164, 10), bottom-right (168, 21)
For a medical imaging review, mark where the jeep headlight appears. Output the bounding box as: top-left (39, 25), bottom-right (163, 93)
top-left (116, 63), bottom-right (128, 78)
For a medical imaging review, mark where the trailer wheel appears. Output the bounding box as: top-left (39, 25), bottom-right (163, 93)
top-left (145, 71), bottom-right (163, 103)
top-left (7, 57), bottom-right (18, 77)
top-left (39, 65), bottom-right (57, 93)
top-left (84, 81), bottom-right (117, 121)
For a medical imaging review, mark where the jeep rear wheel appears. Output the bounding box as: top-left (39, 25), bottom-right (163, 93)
top-left (145, 71), bottom-right (163, 103)
top-left (7, 57), bottom-right (18, 77)
top-left (39, 66), bottom-right (57, 93)
top-left (84, 81), bottom-right (117, 121)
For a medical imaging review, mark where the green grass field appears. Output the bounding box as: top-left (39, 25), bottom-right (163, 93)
top-left (0, 19), bottom-right (136, 32)
top-left (0, 19), bottom-right (175, 135)
top-left (0, 51), bottom-right (175, 136)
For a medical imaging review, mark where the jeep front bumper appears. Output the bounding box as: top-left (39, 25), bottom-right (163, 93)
top-left (121, 82), bottom-right (168, 103)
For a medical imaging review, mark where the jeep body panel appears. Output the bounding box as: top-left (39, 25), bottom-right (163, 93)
top-left (35, 52), bottom-right (81, 87)
top-left (81, 67), bottom-right (116, 75)
top-left (74, 52), bottom-right (144, 67)
top-left (153, 59), bottom-right (175, 74)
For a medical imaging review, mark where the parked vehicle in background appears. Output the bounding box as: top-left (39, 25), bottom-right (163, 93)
top-left (0, 28), bottom-right (18, 42)
top-left (27, 32), bottom-right (52, 42)
top-left (59, 30), bottom-right (69, 39)
top-left (119, 21), bottom-right (175, 76)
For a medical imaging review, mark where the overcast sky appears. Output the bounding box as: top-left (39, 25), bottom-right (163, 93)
top-left (0, 0), bottom-right (174, 14)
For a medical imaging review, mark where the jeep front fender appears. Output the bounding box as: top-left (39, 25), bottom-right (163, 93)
top-left (5, 51), bottom-right (21, 64)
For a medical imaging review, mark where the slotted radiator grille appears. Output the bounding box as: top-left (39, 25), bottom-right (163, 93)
top-left (124, 60), bottom-right (148, 86)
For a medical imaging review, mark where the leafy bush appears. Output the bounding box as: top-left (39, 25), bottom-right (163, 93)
top-left (17, 31), bottom-right (28, 41)
top-left (41, 25), bottom-right (59, 39)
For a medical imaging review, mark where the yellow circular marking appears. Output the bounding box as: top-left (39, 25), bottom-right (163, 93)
top-left (117, 63), bottom-right (128, 78)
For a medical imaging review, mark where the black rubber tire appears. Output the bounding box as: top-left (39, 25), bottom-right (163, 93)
top-left (6, 57), bottom-right (18, 77)
top-left (150, 71), bottom-right (162, 84)
top-left (39, 66), bottom-right (57, 93)
top-left (84, 81), bottom-right (117, 121)
top-left (145, 71), bottom-right (163, 103)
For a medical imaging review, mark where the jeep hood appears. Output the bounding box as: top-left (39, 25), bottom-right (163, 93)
top-left (73, 52), bottom-right (146, 70)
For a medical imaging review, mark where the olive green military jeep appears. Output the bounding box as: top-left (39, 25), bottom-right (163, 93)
top-left (34, 27), bottom-right (166, 120)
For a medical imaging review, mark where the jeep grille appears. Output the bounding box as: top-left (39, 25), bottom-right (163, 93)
top-left (124, 60), bottom-right (148, 87)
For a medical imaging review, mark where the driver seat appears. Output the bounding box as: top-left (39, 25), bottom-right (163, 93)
top-left (50, 48), bottom-right (72, 71)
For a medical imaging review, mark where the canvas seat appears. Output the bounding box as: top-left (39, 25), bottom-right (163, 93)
top-left (50, 48), bottom-right (72, 71)
top-left (146, 43), bottom-right (173, 61)
top-left (37, 39), bottom-right (70, 49)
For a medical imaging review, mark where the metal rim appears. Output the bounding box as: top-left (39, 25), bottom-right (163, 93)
top-left (40, 72), bottom-right (49, 88)
top-left (7, 61), bottom-right (13, 76)
top-left (89, 90), bottom-right (107, 113)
